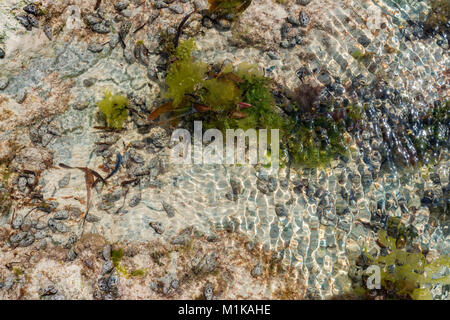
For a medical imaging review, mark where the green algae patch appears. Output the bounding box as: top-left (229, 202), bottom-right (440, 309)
top-left (13, 267), bottom-right (24, 277)
top-left (154, 39), bottom-right (286, 138)
top-left (287, 117), bottom-right (348, 168)
top-left (353, 230), bottom-right (450, 300)
top-left (165, 40), bottom-right (208, 107)
top-left (97, 90), bottom-right (129, 130)
top-left (111, 248), bottom-right (147, 278)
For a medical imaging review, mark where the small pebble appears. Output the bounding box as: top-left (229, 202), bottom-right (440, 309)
top-left (215, 18), bottom-right (231, 31)
top-left (169, 4), bottom-right (184, 14)
top-left (202, 16), bottom-right (214, 29)
top-left (43, 23), bottom-right (53, 40)
top-left (114, 0), bottom-right (130, 11)
top-left (17, 15), bottom-right (31, 30)
top-left (102, 260), bottom-right (114, 275)
top-left (123, 49), bottom-right (135, 64)
top-left (150, 221), bottom-right (164, 234)
top-left (251, 261), bottom-right (263, 277)
top-left (0, 78), bottom-right (7, 91)
top-left (267, 51), bottom-right (280, 60)
top-left (67, 247), bottom-right (77, 261)
top-left (0, 48), bottom-right (5, 59)
top-left (358, 34), bottom-right (371, 47)
top-left (204, 283), bottom-right (214, 300)
top-left (86, 213), bottom-right (101, 222)
top-left (85, 15), bottom-right (103, 25)
top-left (4, 276), bottom-right (15, 291)
top-left (109, 34), bottom-right (120, 49)
top-left (23, 4), bottom-right (40, 16)
top-left (103, 244), bottom-right (112, 261)
top-left (297, 0), bottom-right (312, 5)
top-left (299, 11), bottom-right (309, 27)
top-left (121, 9), bottom-right (133, 18)
top-left (54, 210), bottom-right (69, 220)
top-left (83, 78), bottom-right (96, 87)
top-left (15, 90), bottom-right (27, 104)
top-left (155, 1), bottom-right (168, 9)
top-left (91, 23), bottom-right (111, 34)
top-left (27, 14), bottom-right (39, 28)
top-left (12, 216), bottom-right (23, 229)
top-left (88, 43), bottom-right (104, 53)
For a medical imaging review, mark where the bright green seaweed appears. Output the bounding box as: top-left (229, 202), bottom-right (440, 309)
top-left (360, 230), bottom-right (450, 300)
top-left (97, 90), bottom-right (129, 130)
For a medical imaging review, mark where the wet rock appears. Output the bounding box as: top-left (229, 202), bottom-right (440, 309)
top-left (257, 180), bottom-right (270, 194)
top-left (299, 11), bottom-right (309, 27)
top-left (150, 221), bottom-right (164, 234)
top-left (317, 71), bottom-right (332, 85)
top-left (268, 177), bottom-right (278, 192)
top-left (0, 48), bottom-right (4, 59)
